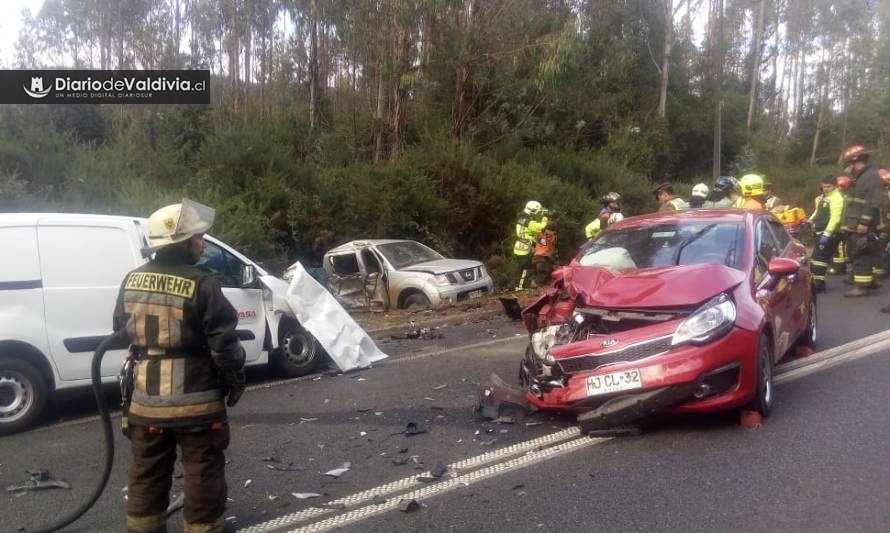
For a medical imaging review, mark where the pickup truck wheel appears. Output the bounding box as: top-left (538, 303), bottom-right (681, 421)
top-left (403, 293), bottom-right (431, 310)
top-left (273, 322), bottom-right (327, 378)
top-left (0, 358), bottom-right (47, 436)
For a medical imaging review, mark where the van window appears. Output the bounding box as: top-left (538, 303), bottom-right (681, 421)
top-left (38, 226), bottom-right (137, 288)
top-left (0, 227), bottom-right (40, 281)
top-left (330, 253), bottom-right (360, 276)
top-left (198, 241), bottom-right (244, 288)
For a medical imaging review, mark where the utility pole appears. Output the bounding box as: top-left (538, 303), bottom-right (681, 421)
top-left (712, 0), bottom-right (724, 178)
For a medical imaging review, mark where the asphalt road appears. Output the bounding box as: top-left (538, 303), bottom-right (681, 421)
top-left (2, 281), bottom-right (889, 533)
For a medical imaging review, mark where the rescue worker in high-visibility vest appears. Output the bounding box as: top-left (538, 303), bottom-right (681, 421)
top-left (585, 192), bottom-right (623, 239)
top-left (764, 182), bottom-right (782, 211)
top-left (739, 174), bottom-right (767, 210)
top-left (114, 199), bottom-right (245, 533)
top-left (688, 183), bottom-right (709, 208)
top-left (809, 175), bottom-right (845, 293)
top-left (654, 183), bottom-right (687, 211)
top-left (533, 214), bottom-right (559, 287)
top-left (513, 200), bottom-right (547, 290)
top-left (839, 145), bottom-right (883, 297)
top-left (704, 176), bottom-right (742, 208)
top-left (830, 175), bottom-right (852, 275)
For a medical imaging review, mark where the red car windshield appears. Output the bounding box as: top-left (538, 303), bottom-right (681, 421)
top-left (581, 222), bottom-right (745, 271)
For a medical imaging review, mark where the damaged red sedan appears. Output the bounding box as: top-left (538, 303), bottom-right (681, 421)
top-left (516, 209), bottom-right (815, 431)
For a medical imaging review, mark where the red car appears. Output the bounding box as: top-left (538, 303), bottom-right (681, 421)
top-left (515, 209), bottom-right (816, 431)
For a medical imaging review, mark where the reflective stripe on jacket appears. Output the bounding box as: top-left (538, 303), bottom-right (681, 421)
top-left (113, 258), bottom-right (243, 429)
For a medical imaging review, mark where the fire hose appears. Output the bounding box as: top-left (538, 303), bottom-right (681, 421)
top-left (27, 331), bottom-right (124, 533)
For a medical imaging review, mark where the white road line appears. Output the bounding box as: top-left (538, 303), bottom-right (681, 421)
top-left (287, 436), bottom-right (604, 533)
top-left (237, 427), bottom-right (582, 533)
top-left (241, 329), bottom-right (890, 533)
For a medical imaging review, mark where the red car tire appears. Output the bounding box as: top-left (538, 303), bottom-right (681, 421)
top-left (747, 334), bottom-right (774, 417)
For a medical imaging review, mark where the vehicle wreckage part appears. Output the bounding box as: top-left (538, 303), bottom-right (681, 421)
top-left (238, 428), bottom-right (584, 533)
top-left (475, 373), bottom-right (536, 420)
top-left (576, 384), bottom-right (698, 434)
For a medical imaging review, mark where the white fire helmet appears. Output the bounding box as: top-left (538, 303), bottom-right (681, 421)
top-left (524, 200), bottom-right (543, 216)
top-left (146, 198), bottom-right (215, 253)
top-left (692, 183), bottom-right (710, 199)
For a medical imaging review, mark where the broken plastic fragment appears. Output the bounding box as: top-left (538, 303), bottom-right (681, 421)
top-left (404, 422), bottom-right (427, 436)
top-left (492, 416), bottom-right (516, 424)
top-left (324, 462), bottom-right (351, 478)
top-left (292, 492), bottom-right (322, 500)
top-left (6, 470), bottom-right (72, 493)
top-left (398, 498), bottom-right (421, 512)
top-left (430, 462), bottom-right (448, 478)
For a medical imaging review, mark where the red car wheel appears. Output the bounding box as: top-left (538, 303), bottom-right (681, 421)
top-left (747, 334), bottom-right (774, 417)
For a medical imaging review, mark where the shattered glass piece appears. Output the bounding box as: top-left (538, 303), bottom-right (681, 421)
top-left (6, 470), bottom-right (71, 493)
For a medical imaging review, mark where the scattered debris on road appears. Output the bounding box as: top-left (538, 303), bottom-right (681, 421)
top-left (403, 422), bottom-right (427, 436)
top-left (740, 410), bottom-right (762, 429)
top-left (475, 374), bottom-right (535, 420)
top-left (398, 498), bottom-right (421, 512)
top-left (498, 297), bottom-right (523, 320)
top-left (266, 464), bottom-right (304, 472)
top-left (391, 327), bottom-right (444, 341)
top-left (243, 479), bottom-right (253, 488)
top-left (6, 470), bottom-right (71, 493)
top-left (433, 383), bottom-right (448, 390)
top-left (430, 462), bottom-right (448, 478)
top-left (324, 462), bottom-right (352, 478)
top-left (292, 492), bottom-right (322, 500)
top-left (492, 416), bottom-right (515, 424)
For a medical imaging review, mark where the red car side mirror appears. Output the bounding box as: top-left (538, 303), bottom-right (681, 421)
top-left (767, 257), bottom-right (800, 277)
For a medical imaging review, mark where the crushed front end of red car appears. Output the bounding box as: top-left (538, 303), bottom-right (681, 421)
top-left (493, 261), bottom-right (760, 432)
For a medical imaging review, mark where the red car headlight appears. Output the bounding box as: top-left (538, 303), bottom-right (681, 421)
top-left (672, 293), bottom-right (736, 346)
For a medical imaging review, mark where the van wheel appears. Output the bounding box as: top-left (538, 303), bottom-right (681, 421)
top-left (272, 321), bottom-right (328, 378)
top-left (0, 358), bottom-right (47, 435)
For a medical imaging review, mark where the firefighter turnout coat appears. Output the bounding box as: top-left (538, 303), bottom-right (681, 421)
top-left (113, 256), bottom-right (245, 429)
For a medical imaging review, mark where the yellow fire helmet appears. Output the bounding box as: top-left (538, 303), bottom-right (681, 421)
top-left (146, 198), bottom-right (215, 253)
top-left (739, 174), bottom-right (765, 197)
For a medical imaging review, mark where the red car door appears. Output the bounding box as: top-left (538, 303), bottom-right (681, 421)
top-left (766, 217), bottom-right (810, 342)
top-left (752, 218), bottom-right (796, 359)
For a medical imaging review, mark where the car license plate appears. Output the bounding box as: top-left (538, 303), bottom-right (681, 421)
top-left (585, 369), bottom-right (644, 397)
top-left (468, 290), bottom-right (483, 299)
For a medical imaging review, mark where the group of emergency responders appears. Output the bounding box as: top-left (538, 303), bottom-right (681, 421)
top-left (512, 145), bottom-right (890, 306)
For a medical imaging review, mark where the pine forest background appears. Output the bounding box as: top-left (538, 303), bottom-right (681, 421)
top-left (2, 0), bottom-right (890, 287)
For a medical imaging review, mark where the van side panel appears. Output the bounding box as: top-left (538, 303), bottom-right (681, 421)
top-left (0, 226), bottom-right (54, 385)
top-left (38, 223), bottom-right (143, 383)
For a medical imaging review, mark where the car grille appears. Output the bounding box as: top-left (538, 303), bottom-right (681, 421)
top-left (458, 268), bottom-right (477, 282)
top-left (556, 336), bottom-right (673, 375)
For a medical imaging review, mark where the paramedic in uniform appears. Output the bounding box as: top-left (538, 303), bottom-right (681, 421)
top-left (113, 199), bottom-right (245, 533)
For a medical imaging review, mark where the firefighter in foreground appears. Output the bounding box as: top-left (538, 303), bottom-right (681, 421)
top-left (114, 199), bottom-right (245, 533)
top-left (809, 175), bottom-right (845, 293)
top-left (513, 200), bottom-right (547, 290)
top-left (585, 192), bottom-right (623, 239)
top-left (533, 213), bottom-right (559, 287)
top-left (840, 145), bottom-right (883, 297)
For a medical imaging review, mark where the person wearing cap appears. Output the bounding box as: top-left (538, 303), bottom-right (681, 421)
top-left (839, 145), bottom-right (883, 297)
top-left (654, 182), bottom-right (687, 211)
top-left (809, 176), bottom-right (845, 293)
top-left (688, 183), bottom-right (709, 208)
top-left (114, 199), bottom-right (245, 533)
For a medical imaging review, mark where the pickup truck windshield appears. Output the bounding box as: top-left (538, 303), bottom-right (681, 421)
top-left (376, 241), bottom-right (443, 269)
top-left (580, 222), bottom-right (745, 271)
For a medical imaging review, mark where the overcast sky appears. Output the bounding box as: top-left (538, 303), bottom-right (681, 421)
top-left (0, 0), bottom-right (42, 66)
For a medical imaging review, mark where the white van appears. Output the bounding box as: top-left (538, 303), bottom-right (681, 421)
top-left (0, 213), bottom-right (326, 435)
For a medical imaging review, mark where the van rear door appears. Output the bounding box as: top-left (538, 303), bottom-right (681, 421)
top-left (38, 219), bottom-right (143, 381)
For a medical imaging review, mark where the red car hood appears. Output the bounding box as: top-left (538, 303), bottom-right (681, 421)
top-left (564, 263), bottom-right (747, 308)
